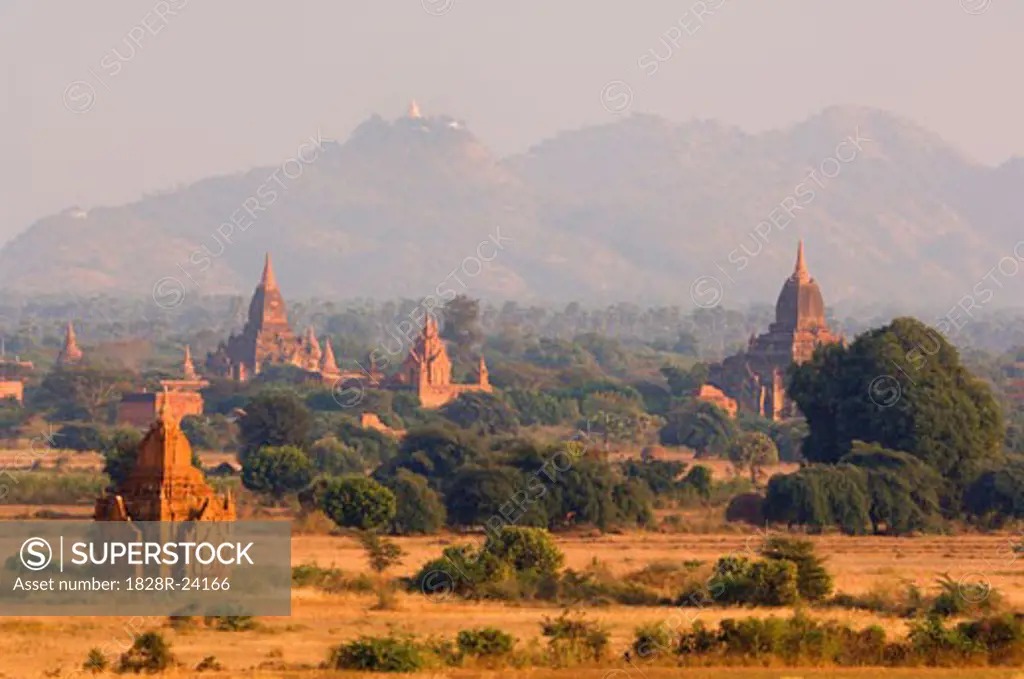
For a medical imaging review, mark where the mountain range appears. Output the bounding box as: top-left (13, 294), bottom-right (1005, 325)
top-left (2, 105), bottom-right (1021, 312)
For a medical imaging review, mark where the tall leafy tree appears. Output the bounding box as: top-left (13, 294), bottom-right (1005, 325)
top-left (789, 317), bottom-right (1003, 504)
top-left (241, 445), bottom-right (315, 499)
top-left (237, 390), bottom-right (312, 461)
top-left (659, 400), bottom-right (736, 457)
top-left (320, 476), bottom-right (396, 531)
top-left (441, 392), bottom-right (520, 436)
top-left (440, 295), bottom-right (484, 367)
top-left (728, 431), bottom-right (780, 485)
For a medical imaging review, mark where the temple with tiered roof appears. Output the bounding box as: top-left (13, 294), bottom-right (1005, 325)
top-left (706, 241), bottom-right (842, 420)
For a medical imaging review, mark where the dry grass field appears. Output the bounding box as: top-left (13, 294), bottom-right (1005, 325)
top-left (0, 529), bottom-right (1021, 678)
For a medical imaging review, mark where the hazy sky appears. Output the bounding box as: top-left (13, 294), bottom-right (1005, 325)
top-left (2, 0), bottom-right (1021, 244)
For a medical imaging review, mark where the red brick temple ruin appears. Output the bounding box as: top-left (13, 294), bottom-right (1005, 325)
top-left (95, 403), bottom-right (235, 522)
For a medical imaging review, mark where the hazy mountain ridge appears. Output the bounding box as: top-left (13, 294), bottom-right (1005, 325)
top-left (1, 106), bottom-right (1019, 310)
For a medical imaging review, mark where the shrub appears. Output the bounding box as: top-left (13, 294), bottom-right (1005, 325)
top-left (682, 465), bottom-right (713, 501)
top-left (930, 573), bottom-right (1003, 618)
top-left (204, 615), bottom-right (258, 631)
top-left (632, 622), bottom-right (676, 661)
top-left (291, 564), bottom-right (375, 594)
top-left (670, 612), bottom-right (1024, 667)
top-left (558, 564), bottom-right (661, 606)
top-left (412, 527), bottom-right (565, 601)
top-left (760, 537), bottom-right (833, 602)
top-left (83, 648), bottom-right (108, 673)
top-left (117, 631), bottom-right (174, 673)
top-left (541, 610), bottom-right (610, 665)
top-left (724, 493), bottom-right (765, 525)
top-left (195, 655), bottom-right (222, 672)
top-left (328, 634), bottom-right (426, 672)
top-left (456, 627), bottom-right (516, 657)
top-left (484, 526), bottom-right (564, 577)
top-left (681, 556), bottom-right (798, 607)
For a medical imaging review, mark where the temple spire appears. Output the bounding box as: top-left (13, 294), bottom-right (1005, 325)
top-left (408, 99), bottom-right (422, 119)
top-left (793, 240), bottom-right (810, 283)
top-left (182, 345), bottom-right (197, 380)
top-left (56, 321), bottom-right (84, 366)
top-left (260, 252), bottom-right (278, 290)
top-left (158, 385), bottom-right (177, 431)
top-left (320, 338), bottom-right (339, 375)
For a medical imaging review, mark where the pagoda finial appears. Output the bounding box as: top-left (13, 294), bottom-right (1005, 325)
top-left (409, 99), bottom-right (422, 119)
top-left (158, 385), bottom-right (177, 430)
top-left (793, 240), bottom-right (810, 283)
top-left (260, 252), bottom-right (278, 290)
top-left (183, 345), bottom-right (197, 380)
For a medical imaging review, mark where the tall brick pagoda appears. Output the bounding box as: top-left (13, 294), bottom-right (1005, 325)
top-left (708, 241), bottom-right (841, 420)
top-left (55, 321), bottom-right (84, 366)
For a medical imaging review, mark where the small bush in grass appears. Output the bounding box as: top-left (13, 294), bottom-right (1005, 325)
top-left (195, 655), bottom-right (222, 672)
top-left (292, 563), bottom-right (375, 594)
top-left (117, 631), bottom-right (174, 673)
top-left (83, 648), bottom-right (107, 674)
top-left (166, 614), bottom-right (197, 631)
top-left (559, 564), bottom-right (662, 606)
top-left (456, 627), bottom-right (516, 657)
top-left (541, 610), bottom-right (610, 665)
top-left (930, 573), bottom-right (1003, 618)
top-left (328, 634), bottom-right (426, 672)
top-left (671, 613), bottom-right (1024, 667)
top-left (696, 556), bottom-right (799, 607)
top-left (631, 622), bottom-right (676, 661)
top-left (204, 615), bottom-right (258, 631)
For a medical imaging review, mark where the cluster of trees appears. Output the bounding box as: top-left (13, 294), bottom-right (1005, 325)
top-left (236, 389), bottom-right (658, 534)
top-left (763, 318), bottom-right (1015, 534)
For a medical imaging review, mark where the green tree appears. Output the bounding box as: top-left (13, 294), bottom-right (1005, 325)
top-left (31, 365), bottom-right (134, 422)
top-left (441, 391), bottom-right (520, 436)
top-left (965, 460), bottom-right (1024, 524)
top-left (659, 400), bottom-right (736, 457)
top-left (359, 530), bottom-right (404, 574)
top-left (763, 465), bottom-right (870, 535)
top-left (56, 423), bottom-right (105, 452)
top-left (788, 317), bottom-right (1004, 505)
top-left (682, 464), bottom-right (713, 502)
top-left (383, 469), bottom-right (447, 535)
top-left (101, 428), bottom-right (146, 486)
top-left (728, 431), bottom-right (780, 485)
top-left (320, 476), bottom-right (396, 530)
top-left (760, 537), bottom-right (833, 602)
top-left (241, 445), bottom-right (314, 499)
top-left (309, 435), bottom-right (364, 475)
top-left (660, 362), bottom-right (709, 397)
top-left (440, 295), bottom-right (483, 366)
top-left (506, 390), bottom-right (580, 426)
top-left (378, 423), bottom-right (484, 490)
top-left (482, 526), bottom-right (564, 577)
top-left (237, 390), bottom-right (312, 461)
top-left (445, 465), bottom-right (525, 528)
